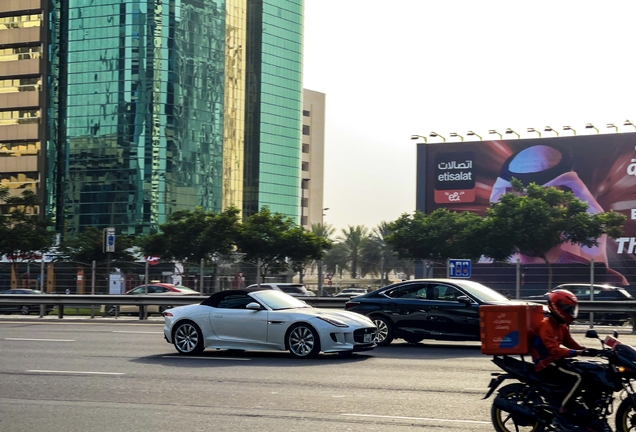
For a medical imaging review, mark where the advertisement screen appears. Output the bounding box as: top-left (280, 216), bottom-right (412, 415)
top-left (417, 133), bottom-right (636, 287)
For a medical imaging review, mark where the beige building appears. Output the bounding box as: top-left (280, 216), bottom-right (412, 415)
top-left (301, 89), bottom-right (326, 228)
top-left (0, 0), bottom-right (45, 211)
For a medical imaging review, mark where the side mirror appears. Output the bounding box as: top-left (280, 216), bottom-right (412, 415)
top-left (246, 302), bottom-right (262, 311)
top-left (585, 329), bottom-right (599, 339)
top-left (456, 295), bottom-right (472, 305)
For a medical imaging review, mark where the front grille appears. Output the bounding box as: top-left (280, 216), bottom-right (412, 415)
top-left (353, 327), bottom-right (376, 343)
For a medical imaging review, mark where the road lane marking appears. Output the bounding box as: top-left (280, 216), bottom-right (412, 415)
top-left (341, 413), bottom-right (490, 424)
top-left (27, 370), bottom-right (125, 375)
top-left (160, 356), bottom-right (250, 361)
top-left (5, 338), bottom-right (75, 342)
top-left (112, 331), bottom-right (162, 334)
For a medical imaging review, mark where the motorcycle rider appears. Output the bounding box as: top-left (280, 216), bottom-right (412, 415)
top-left (531, 289), bottom-right (597, 423)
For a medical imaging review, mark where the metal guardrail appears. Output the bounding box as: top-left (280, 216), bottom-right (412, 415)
top-left (1, 295), bottom-right (635, 329)
top-left (0, 294), bottom-right (350, 319)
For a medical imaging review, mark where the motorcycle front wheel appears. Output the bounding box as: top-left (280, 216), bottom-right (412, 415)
top-left (616, 398), bottom-right (636, 432)
top-left (491, 383), bottom-right (544, 432)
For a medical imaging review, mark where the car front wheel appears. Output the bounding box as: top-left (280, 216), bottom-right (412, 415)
top-left (372, 315), bottom-right (394, 346)
top-left (173, 321), bottom-right (204, 355)
top-left (287, 324), bottom-right (320, 358)
top-left (20, 305), bottom-right (30, 315)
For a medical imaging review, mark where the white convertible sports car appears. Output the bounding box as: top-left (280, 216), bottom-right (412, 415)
top-left (163, 287), bottom-right (377, 358)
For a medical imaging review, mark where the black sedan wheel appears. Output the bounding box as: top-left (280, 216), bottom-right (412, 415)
top-left (403, 336), bottom-right (425, 344)
top-left (287, 324), bottom-right (320, 358)
top-left (20, 305), bottom-right (30, 315)
top-left (372, 315), bottom-right (394, 346)
top-left (173, 321), bottom-right (205, 355)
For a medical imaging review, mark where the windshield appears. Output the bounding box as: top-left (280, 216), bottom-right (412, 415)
top-left (251, 290), bottom-right (312, 310)
top-left (454, 280), bottom-right (510, 302)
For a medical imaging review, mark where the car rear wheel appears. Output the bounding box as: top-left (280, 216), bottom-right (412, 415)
top-left (287, 324), bottom-right (320, 358)
top-left (20, 305), bottom-right (30, 315)
top-left (372, 315), bottom-right (394, 346)
top-left (403, 336), bottom-right (424, 344)
top-left (173, 321), bottom-right (204, 355)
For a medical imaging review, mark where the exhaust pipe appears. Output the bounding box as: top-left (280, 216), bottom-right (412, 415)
top-left (493, 397), bottom-right (535, 419)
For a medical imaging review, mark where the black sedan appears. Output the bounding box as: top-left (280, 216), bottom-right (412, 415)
top-left (0, 289), bottom-right (55, 315)
top-left (525, 283), bottom-right (633, 325)
top-left (344, 278), bottom-right (511, 346)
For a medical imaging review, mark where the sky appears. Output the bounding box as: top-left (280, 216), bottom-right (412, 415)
top-left (302, 0), bottom-right (636, 234)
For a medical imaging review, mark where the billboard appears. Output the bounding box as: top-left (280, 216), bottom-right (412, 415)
top-left (416, 133), bottom-right (636, 287)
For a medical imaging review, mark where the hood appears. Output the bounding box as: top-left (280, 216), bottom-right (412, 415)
top-left (290, 307), bottom-right (375, 327)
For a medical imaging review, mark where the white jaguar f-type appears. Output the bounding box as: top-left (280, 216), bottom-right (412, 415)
top-left (163, 287), bottom-right (377, 358)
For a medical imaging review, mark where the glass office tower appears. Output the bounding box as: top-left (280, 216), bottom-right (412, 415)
top-left (41, 0), bottom-right (303, 238)
top-left (47, 0), bottom-right (226, 236)
top-left (243, 0), bottom-right (303, 218)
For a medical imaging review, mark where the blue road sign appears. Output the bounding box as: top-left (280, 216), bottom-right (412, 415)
top-left (104, 227), bottom-right (116, 253)
top-left (449, 259), bottom-right (471, 278)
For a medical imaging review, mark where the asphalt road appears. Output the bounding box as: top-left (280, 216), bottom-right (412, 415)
top-left (1, 317), bottom-right (633, 432)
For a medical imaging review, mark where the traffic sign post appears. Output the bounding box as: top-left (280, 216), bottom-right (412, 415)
top-left (104, 227), bottom-right (116, 253)
top-left (448, 259), bottom-right (471, 278)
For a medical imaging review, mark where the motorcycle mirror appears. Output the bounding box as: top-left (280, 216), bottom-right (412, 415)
top-left (585, 329), bottom-right (599, 339)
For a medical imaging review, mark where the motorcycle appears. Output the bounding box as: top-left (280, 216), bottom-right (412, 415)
top-left (483, 329), bottom-right (636, 432)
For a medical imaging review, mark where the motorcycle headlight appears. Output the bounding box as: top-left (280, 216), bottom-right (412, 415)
top-left (317, 316), bottom-right (349, 328)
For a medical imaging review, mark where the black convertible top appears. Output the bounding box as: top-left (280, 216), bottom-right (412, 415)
top-left (200, 286), bottom-right (273, 307)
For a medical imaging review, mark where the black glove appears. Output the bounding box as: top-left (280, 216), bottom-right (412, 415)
top-left (581, 348), bottom-right (599, 357)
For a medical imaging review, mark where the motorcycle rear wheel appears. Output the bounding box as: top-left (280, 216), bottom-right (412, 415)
top-left (616, 398), bottom-right (636, 432)
top-left (491, 383), bottom-right (544, 432)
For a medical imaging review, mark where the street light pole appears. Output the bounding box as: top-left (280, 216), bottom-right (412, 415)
top-left (410, 134), bottom-right (427, 143)
top-left (488, 129), bottom-right (502, 139)
top-left (585, 123), bottom-right (599, 134)
top-left (505, 128), bottom-right (520, 139)
top-left (429, 132), bottom-right (446, 142)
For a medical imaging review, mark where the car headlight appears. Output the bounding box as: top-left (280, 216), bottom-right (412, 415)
top-left (317, 316), bottom-right (349, 328)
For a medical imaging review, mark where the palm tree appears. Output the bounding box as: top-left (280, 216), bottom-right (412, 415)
top-left (298, 223), bottom-right (335, 283)
top-left (366, 222), bottom-right (413, 284)
top-left (337, 225), bottom-right (369, 279)
top-left (311, 222), bottom-right (335, 241)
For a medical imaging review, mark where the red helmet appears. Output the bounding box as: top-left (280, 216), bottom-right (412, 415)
top-left (547, 289), bottom-right (579, 324)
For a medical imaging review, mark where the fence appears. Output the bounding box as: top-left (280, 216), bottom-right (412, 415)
top-left (0, 259), bottom-right (291, 295)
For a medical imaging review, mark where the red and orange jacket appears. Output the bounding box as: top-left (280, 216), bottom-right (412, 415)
top-left (531, 315), bottom-right (584, 372)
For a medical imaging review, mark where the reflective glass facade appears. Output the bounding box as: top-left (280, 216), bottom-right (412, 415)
top-left (31, 0), bottom-right (305, 237)
top-left (48, 0), bottom-right (226, 236)
top-left (243, 0), bottom-right (303, 220)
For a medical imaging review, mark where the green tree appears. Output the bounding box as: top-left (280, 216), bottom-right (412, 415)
top-left (336, 225), bottom-right (369, 279)
top-left (293, 223), bottom-right (336, 283)
top-left (137, 206), bottom-right (241, 278)
top-left (236, 207), bottom-right (330, 282)
top-left (311, 222), bottom-right (335, 241)
top-left (481, 178), bottom-right (626, 288)
top-left (286, 226), bottom-right (332, 283)
top-left (322, 242), bottom-right (350, 277)
top-left (362, 221), bottom-right (413, 285)
top-left (386, 208), bottom-right (484, 263)
top-left (0, 189), bottom-right (56, 280)
top-left (59, 227), bottom-right (137, 263)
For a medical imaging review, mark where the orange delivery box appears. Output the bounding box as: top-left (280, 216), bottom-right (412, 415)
top-left (479, 302), bottom-right (545, 355)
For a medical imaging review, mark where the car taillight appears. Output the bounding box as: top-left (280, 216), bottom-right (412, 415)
top-left (345, 302), bottom-right (360, 309)
top-left (163, 311), bottom-right (173, 317)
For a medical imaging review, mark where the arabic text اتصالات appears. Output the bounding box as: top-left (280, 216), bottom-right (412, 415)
top-left (437, 160), bottom-right (473, 170)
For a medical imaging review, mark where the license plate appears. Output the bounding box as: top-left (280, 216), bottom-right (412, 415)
top-left (364, 333), bottom-right (374, 343)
